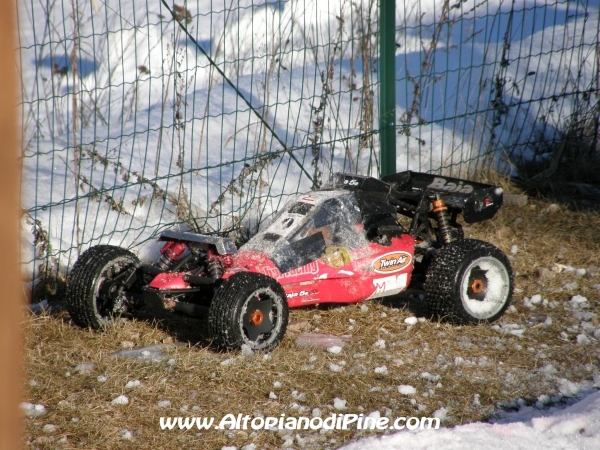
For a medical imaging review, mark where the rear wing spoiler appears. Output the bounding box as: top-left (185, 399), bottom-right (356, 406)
top-left (327, 171), bottom-right (503, 224)
top-left (381, 171), bottom-right (504, 224)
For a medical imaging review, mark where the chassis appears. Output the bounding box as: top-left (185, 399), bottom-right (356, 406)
top-left (66, 171), bottom-right (513, 351)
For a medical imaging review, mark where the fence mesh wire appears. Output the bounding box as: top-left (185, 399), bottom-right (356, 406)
top-left (18, 0), bottom-right (599, 296)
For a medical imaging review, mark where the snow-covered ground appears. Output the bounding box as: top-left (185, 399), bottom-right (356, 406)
top-left (340, 389), bottom-right (600, 449)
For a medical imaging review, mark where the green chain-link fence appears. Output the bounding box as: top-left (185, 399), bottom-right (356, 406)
top-left (19, 0), bottom-right (599, 298)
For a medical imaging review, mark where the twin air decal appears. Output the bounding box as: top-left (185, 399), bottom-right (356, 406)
top-left (368, 273), bottom-right (408, 298)
top-left (372, 251), bottom-right (412, 274)
top-left (427, 177), bottom-right (474, 194)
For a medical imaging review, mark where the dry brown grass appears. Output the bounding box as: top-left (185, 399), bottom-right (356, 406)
top-left (22, 182), bottom-right (600, 449)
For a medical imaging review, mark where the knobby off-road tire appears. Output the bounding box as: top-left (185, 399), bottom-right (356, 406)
top-left (209, 272), bottom-right (289, 351)
top-left (66, 245), bottom-right (140, 330)
top-left (424, 239), bottom-right (513, 324)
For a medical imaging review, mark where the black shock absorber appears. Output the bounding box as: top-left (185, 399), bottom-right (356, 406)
top-left (206, 249), bottom-right (224, 279)
top-left (432, 194), bottom-right (453, 245)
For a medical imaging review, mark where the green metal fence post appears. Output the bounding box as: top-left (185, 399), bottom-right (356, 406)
top-left (379, 0), bottom-right (396, 177)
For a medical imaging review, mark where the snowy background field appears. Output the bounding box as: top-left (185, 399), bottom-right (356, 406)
top-left (19, 0), bottom-right (599, 285)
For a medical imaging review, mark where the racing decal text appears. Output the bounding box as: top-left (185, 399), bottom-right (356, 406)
top-left (287, 290), bottom-right (309, 299)
top-left (372, 252), bottom-right (412, 274)
top-left (427, 177), bottom-right (474, 194)
top-left (260, 261), bottom-right (320, 279)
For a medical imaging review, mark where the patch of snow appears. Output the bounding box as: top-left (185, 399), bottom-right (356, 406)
top-left (339, 393), bottom-right (600, 449)
top-left (538, 394), bottom-right (551, 405)
top-left (374, 366), bottom-right (388, 375)
top-left (42, 424), bottom-right (56, 433)
top-left (125, 380), bottom-right (141, 389)
top-left (295, 333), bottom-right (347, 349)
top-left (570, 295), bottom-right (588, 308)
top-left (539, 364), bottom-right (558, 375)
top-left (333, 398), bottom-right (347, 410)
top-left (404, 316), bottom-right (418, 325)
top-left (241, 344), bottom-right (255, 357)
top-left (111, 395), bottom-right (129, 406)
top-left (327, 345), bottom-right (343, 354)
top-left (291, 391), bottom-right (307, 401)
top-left (433, 407), bottom-right (451, 421)
top-left (373, 339), bottom-right (386, 349)
top-left (577, 334), bottom-right (591, 345)
top-left (421, 372), bottom-right (441, 382)
top-left (120, 429), bottom-right (133, 440)
top-left (557, 379), bottom-right (592, 398)
top-left (564, 282), bottom-right (579, 291)
top-left (74, 363), bottom-right (95, 373)
top-left (220, 358), bottom-right (237, 367)
top-left (329, 363), bottom-right (343, 372)
top-left (397, 385), bottom-right (417, 396)
top-left (112, 344), bottom-right (183, 363)
top-left (530, 294), bottom-right (542, 304)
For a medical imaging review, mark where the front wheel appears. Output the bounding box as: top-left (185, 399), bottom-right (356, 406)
top-left (66, 245), bottom-right (140, 330)
top-left (424, 239), bottom-right (513, 324)
top-left (209, 272), bottom-right (289, 351)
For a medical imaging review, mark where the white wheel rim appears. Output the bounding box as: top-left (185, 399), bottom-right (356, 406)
top-left (460, 256), bottom-right (510, 319)
top-left (239, 287), bottom-right (285, 349)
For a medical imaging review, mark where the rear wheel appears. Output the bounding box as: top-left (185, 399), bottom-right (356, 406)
top-left (209, 272), bottom-right (289, 351)
top-left (66, 245), bottom-right (140, 330)
top-left (424, 239), bottom-right (513, 324)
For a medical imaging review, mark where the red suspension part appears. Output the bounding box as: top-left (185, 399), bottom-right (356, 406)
top-left (156, 241), bottom-right (187, 270)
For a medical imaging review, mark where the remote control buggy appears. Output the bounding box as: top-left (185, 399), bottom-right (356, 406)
top-left (66, 171), bottom-right (513, 351)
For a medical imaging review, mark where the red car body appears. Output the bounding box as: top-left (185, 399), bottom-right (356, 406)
top-left (147, 188), bottom-right (416, 308)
